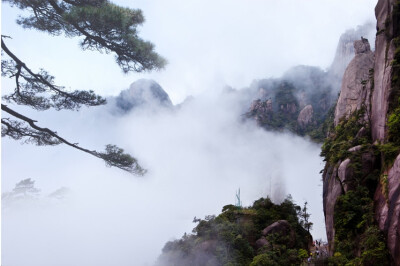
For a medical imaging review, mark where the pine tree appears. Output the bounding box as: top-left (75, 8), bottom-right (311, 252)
top-left (1, 0), bottom-right (167, 175)
top-left (299, 201), bottom-right (313, 233)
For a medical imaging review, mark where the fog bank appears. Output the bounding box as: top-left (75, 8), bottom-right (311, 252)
top-left (2, 90), bottom-right (324, 265)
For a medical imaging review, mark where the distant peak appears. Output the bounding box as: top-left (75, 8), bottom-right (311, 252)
top-left (114, 79), bottom-right (173, 113)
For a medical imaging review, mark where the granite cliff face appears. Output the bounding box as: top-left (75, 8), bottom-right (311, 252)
top-left (334, 39), bottom-right (374, 126)
top-left (322, 0), bottom-right (400, 264)
top-left (329, 22), bottom-right (376, 89)
top-left (372, 0), bottom-right (397, 142)
top-left (244, 25), bottom-right (375, 142)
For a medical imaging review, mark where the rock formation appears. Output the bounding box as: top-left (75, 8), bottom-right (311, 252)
top-left (261, 220), bottom-right (296, 248)
top-left (322, 165), bottom-right (341, 255)
top-left (297, 105), bottom-right (314, 128)
top-left (371, 0), bottom-right (397, 142)
top-left (322, 0), bottom-right (400, 264)
top-left (329, 22), bottom-right (375, 88)
top-left (334, 38), bottom-right (374, 125)
top-left (244, 24), bottom-right (375, 141)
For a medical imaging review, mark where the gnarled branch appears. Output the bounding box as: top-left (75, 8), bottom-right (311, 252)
top-left (1, 104), bottom-right (146, 175)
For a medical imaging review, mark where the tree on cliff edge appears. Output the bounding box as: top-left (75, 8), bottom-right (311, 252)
top-left (1, 0), bottom-right (166, 175)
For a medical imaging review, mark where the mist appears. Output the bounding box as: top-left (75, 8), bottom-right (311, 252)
top-left (2, 89), bottom-right (324, 265)
top-left (1, 0), bottom-right (379, 264)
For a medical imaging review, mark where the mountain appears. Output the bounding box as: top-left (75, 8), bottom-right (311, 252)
top-left (243, 23), bottom-right (374, 142)
top-left (244, 65), bottom-right (336, 142)
top-left (114, 79), bottom-right (173, 113)
top-left (321, 0), bottom-right (400, 264)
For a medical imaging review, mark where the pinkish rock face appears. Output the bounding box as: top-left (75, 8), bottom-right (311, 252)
top-left (386, 155), bottom-right (400, 264)
top-left (371, 1), bottom-right (400, 263)
top-left (354, 39), bottom-right (371, 54)
top-left (338, 159), bottom-right (351, 192)
top-left (334, 39), bottom-right (374, 126)
top-left (374, 154), bottom-right (400, 265)
top-left (322, 165), bottom-right (342, 256)
top-left (297, 105), bottom-right (313, 128)
top-left (371, 0), bottom-right (397, 142)
top-left (329, 22), bottom-right (375, 83)
top-left (323, 1), bottom-right (400, 263)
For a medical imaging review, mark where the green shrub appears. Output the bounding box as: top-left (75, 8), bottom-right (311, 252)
top-left (157, 196), bottom-right (311, 265)
top-left (250, 253), bottom-right (279, 266)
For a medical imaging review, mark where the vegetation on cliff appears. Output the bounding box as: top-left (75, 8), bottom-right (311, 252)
top-left (385, 1), bottom-right (400, 167)
top-left (245, 66), bottom-right (336, 143)
top-left (156, 196), bottom-right (312, 266)
top-left (321, 107), bottom-right (391, 265)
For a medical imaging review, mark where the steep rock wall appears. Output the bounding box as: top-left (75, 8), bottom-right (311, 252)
top-left (322, 165), bottom-right (342, 256)
top-left (371, 0), bottom-right (396, 142)
top-left (373, 1), bottom-right (400, 264)
top-left (334, 39), bottom-right (374, 126)
top-left (322, 0), bottom-right (400, 264)
top-left (329, 22), bottom-right (376, 91)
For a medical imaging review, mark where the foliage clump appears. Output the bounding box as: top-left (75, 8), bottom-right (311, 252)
top-left (332, 187), bottom-right (390, 265)
top-left (156, 196), bottom-right (312, 266)
top-left (321, 108), bottom-right (370, 164)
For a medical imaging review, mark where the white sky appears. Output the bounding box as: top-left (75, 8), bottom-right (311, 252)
top-left (1, 0), bottom-right (377, 103)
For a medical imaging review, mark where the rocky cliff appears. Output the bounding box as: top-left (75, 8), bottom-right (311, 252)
top-left (329, 22), bottom-right (375, 87)
top-left (333, 38), bottom-right (374, 125)
top-left (244, 25), bottom-right (376, 142)
top-left (244, 67), bottom-right (335, 142)
top-left (322, 0), bottom-right (400, 264)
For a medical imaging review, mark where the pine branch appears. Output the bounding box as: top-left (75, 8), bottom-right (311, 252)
top-left (4, 0), bottom-right (166, 73)
top-left (1, 37), bottom-right (106, 110)
top-left (1, 104), bottom-right (146, 175)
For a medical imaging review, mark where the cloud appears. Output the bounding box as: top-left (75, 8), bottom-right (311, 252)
top-left (2, 90), bottom-right (324, 265)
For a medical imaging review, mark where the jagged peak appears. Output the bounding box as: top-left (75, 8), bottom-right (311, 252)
top-left (354, 37), bottom-right (371, 54)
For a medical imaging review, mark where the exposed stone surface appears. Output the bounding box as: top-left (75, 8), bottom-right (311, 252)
top-left (385, 154), bottom-right (400, 264)
top-left (255, 237), bottom-right (269, 249)
top-left (323, 1), bottom-right (400, 264)
top-left (297, 105), bottom-right (314, 128)
top-left (334, 39), bottom-right (374, 125)
top-left (329, 22), bottom-right (375, 85)
top-left (338, 159), bottom-right (352, 192)
top-left (355, 127), bottom-right (367, 139)
top-left (248, 99), bottom-right (273, 123)
top-left (373, 154), bottom-right (400, 265)
top-left (262, 220), bottom-right (296, 248)
top-left (371, 1), bottom-right (400, 264)
top-left (322, 165), bottom-right (342, 256)
top-left (371, 0), bottom-right (396, 142)
top-left (348, 145), bottom-right (362, 153)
